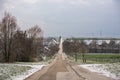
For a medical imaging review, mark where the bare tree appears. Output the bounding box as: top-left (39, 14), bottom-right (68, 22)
top-left (0, 12), bottom-right (17, 62)
top-left (80, 40), bottom-right (88, 63)
top-left (0, 12), bottom-right (44, 62)
top-left (27, 25), bottom-right (43, 61)
top-left (101, 41), bottom-right (108, 53)
top-left (63, 39), bottom-right (81, 61)
top-left (27, 25), bottom-right (43, 38)
top-left (108, 40), bottom-right (116, 53)
top-left (13, 30), bottom-right (30, 61)
top-left (63, 39), bottom-right (88, 62)
top-left (89, 40), bottom-right (98, 53)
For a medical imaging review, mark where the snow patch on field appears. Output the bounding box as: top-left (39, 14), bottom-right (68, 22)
top-left (13, 64), bottom-right (45, 80)
top-left (79, 63), bottom-right (120, 80)
top-left (0, 63), bottom-right (46, 80)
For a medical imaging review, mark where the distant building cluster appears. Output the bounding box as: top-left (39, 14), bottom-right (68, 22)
top-left (42, 37), bottom-right (59, 57)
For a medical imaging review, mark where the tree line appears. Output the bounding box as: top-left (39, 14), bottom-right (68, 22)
top-left (63, 38), bottom-right (120, 63)
top-left (63, 39), bottom-right (88, 62)
top-left (0, 12), bottom-right (43, 62)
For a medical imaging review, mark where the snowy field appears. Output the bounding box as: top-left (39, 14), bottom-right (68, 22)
top-left (79, 63), bottom-right (120, 80)
top-left (0, 63), bottom-right (46, 80)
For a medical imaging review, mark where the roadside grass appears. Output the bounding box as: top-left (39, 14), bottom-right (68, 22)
top-left (67, 53), bottom-right (120, 64)
top-left (0, 64), bottom-right (32, 80)
top-left (84, 53), bottom-right (120, 63)
top-left (67, 54), bottom-right (105, 64)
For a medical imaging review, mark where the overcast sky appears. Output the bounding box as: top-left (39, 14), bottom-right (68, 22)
top-left (0, 0), bottom-right (120, 37)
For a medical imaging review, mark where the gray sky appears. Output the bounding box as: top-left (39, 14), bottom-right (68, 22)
top-left (0, 0), bottom-right (120, 37)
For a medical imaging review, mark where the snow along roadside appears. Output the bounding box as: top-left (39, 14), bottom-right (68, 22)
top-left (79, 64), bottom-right (120, 80)
top-left (12, 64), bottom-right (46, 80)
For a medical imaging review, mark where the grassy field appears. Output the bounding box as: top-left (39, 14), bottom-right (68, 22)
top-left (0, 64), bottom-right (32, 80)
top-left (68, 53), bottom-right (120, 64)
top-left (0, 55), bottom-right (56, 80)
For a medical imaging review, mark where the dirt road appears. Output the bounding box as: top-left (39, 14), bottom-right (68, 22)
top-left (39, 38), bottom-right (68, 80)
top-left (25, 38), bottom-right (113, 80)
top-left (39, 54), bottom-right (68, 80)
